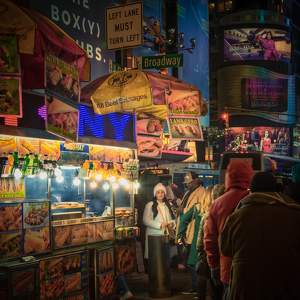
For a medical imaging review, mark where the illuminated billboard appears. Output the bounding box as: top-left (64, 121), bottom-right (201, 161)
top-left (225, 126), bottom-right (290, 156)
top-left (224, 28), bottom-right (291, 63)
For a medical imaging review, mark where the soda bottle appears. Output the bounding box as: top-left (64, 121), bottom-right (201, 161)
top-left (18, 153), bottom-right (24, 169)
top-left (43, 154), bottom-right (48, 174)
top-left (32, 154), bottom-right (39, 175)
top-left (38, 154), bottom-right (44, 170)
top-left (26, 153), bottom-right (34, 175)
top-left (11, 151), bottom-right (19, 175)
top-left (5, 152), bottom-right (14, 175)
top-left (22, 153), bottom-right (30, 176)
top-left (48, 154), bottom-right (53, 176)
top-left (0, 152), bottom-right (8, 175)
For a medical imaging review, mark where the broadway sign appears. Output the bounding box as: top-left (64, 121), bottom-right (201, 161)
top-left (134, 54), bottom-right (184, 70)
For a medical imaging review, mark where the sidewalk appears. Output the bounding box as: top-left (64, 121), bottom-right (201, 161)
top-left (118, 268), bottom-right (211, 300)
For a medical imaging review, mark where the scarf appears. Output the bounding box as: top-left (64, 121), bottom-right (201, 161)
top-left (181, 183), bottom-right (200, 208)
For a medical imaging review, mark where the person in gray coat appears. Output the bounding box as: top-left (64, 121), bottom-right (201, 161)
top-left (219, 172), bottom-right (300, 300)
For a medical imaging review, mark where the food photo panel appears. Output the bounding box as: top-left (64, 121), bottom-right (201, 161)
top-left (12, 268), bottom-right (35, 297)
top-left (137, 135), bottom-right (163, 159)
top-left (167, 117), bottom-right (203, 141)
top-left (23, 227), bottom-right (50, 255)
top-left (136, 112), bottom-right (165, 137)
top-left (53, 226), bottom-right (71, 248)
top-left (23, 202), bottom-right (50, 229)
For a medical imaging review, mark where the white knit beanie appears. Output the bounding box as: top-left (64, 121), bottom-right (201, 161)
top-left (153, 183), bottom-right (167, 196)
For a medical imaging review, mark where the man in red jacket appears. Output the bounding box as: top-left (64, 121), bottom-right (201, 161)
top-left (203, 160), bottom-right (254, 289)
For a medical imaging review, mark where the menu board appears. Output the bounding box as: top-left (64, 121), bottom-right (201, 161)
top-left (12, 268), bottom-right (35, 298)
top-left (0, 178), bottom-right (25, 200)
top-left (0, 201), bottom-right (51, 259)
top-left (115, 243), bottom-right (135, 277)
top-left (97, 248), bottom-right (115, 298)
top-left (53, 221), bottom-right (114, 250)
top-left (39, 251), bottom-right (88, 300)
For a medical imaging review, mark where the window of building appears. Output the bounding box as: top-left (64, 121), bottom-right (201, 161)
top-left (218, 1), bottom-right (232, 12)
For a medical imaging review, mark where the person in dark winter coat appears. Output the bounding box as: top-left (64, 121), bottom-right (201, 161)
top-left (203, 160), bottom-right (254, 287)
top-left (219, 172), bottom-right (300, 300)
top-left (283, 163), bottom-right (300, 204)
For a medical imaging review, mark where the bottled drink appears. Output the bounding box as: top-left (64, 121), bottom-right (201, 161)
top-left (43, 154), bottom-right (48, 174)
top-left (0, 152), bottom-right (8, 175)
top-left (38, 154), bottom-right (44, 170)
top-left (48, 154), bottom-right (53, 176)
top-left (5, 152), bottom-right (14, 175)
top-left (22, 153), bottom-right (30, 176)
top-left (12, 151), bottom-right (19, 175)
top-left (26, 153), bottom-right (34, 175)
top-left (18, 153), bottom-right (24, 169)
top-left (32, 154), bottom-right (39, 175)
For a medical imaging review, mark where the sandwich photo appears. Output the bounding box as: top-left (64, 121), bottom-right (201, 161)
top-left (0, 204), bottom-right (22, 231)
top-left (0, 232), bottom-right (22, 258)
top-left (0, 87), bottom-right (17, 114)
top-left (47, 97), bottom-right (78, 138)
top-left (46, 257), bottom-right (64, 280)
top-left (136, 113), bottom-right (164, 136)
top-left (24, 228), bottom-right (50, 254)
top-left (0, 137), bottom-right (16, 156)
top-left (54, 226), bottom-right (71, 247)
top-left (12, 269), bottom-right (34, 294)
top-left (172, 125), bottom-right (186, 137)
top-left (167, 91), bottom-right (200, 114)
top-left (40, 141), bottom-right (60, 157)
top-left (71, 225), bottom-right (88, 244)
top-left (19, 139), bottom-right (38, 154)
top-left (65, 273), bottom-right (81, 294)
top-left (185, 125), bottom-right (199, 137)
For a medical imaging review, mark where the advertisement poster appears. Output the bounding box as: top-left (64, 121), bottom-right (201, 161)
top-left (224, 28), bottom-right (291, 62)
top-left (137, 135), bottom-right (163, 159)
top-left (0, 136), bottom-right (16, 156)
top-left (166, 90), bottom-right (200, 116)
top-left (87, 223), bottom-right (100, 243)
top-left (23, 202), bottom-right (50, 229)
top-left (12, 268), bottom-right (35, 297)
top-left (17, 138), bottom-right (40, 155)
top-left (0, 76), bottom-right (22, 118)
top-left (70, 225), bottom-right (88, 246)
top-left (23, 227), bottom-right (50, 254)
top-left (97, 248), bottom-right (115, 298)
top-left (225, 126), bottom-right (290, 156)
top-left (0, 178), bottom-right (25, 200)
top-left (167, 117), bottom-right (203, 141)
top-left (46, 96), bottom-right (78, 142)
top-left (53, 226), bottom-right (71, 249)
top-left (242, 78), bottom-right (288, 112)
top-left (0, 35), bottom-right (20, 75)
top-left (102, 221), bottom-right (114, 240)
top-left (0, 231), bottom-right (22, 259)
top-left (136, 112), bottom-right (165, 137)
top-left (60, 142), bottom-right (89, 165)
top-left (119, 148), bottom-right (134, 162)
top-left (40, 252), bottom-right (88, 300)
top-left (89, 145), bottom-right (105, 161)
top-left (45, 54), bottom-right (80, 106)
top-left (104, 147), bottom-right (120, 164)
top-left (40, 140), bottom-right (61, 158)
top-left (115, 243), bottom-right (135, 276)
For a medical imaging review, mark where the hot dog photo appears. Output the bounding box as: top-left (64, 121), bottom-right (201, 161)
top-left (40, 140), bottom-right (60, 158)
top-left (71, 225), bottom-right (88, 245)
top-left (54, 226), bottom-right (71, 248)
top-left (65, 273), bottom-right (81, 294)
top-left (12, 268), bottom-right (34, 295)
top-left (17, 138), bottom-right (39, 155)
top-left (64, 253), bottom-right (81, 275)
top-left (24, 227), bottom-right (50, 254)
top-left (0, 136), bottom-right (16, 156)
top-left (99, 248), bottom-right (114, 274)
top-left (87, 223), bottom-right (98, 243)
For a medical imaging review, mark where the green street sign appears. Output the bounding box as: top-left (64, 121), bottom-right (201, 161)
top-left (109, 59), bottom-right (125, 73)
top-left (134, 53), bottom-right (184, 70)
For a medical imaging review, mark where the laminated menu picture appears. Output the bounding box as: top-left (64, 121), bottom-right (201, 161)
top-left (0, 203), bottom-right (22, 231)
top-left (64, 253), bottom-right (81, 275)
top-left (115, 243), bottom-right (135, 276)
top-left (0, 178), bottom-right (25, 199)
top-left (99, 248), bottom-right (114, 274)
top-left (65, 272), bottom-right (81, 294)
top-left (12, 268), bottom-right (34, 296)
top-left (0, 135), bottom-right (16, 156)
top-left (136, 112), bottom-right (165, 137)
top-left (87, 223), bottom-right (99, 243)
top-left (98, 248), bottom-right (114, 297)
top-left (45, 257), bottom-right (64, 280)
top-left (24, 227), bottom-right (50, 254)
top-left (119, 148), bottom-right (134, 162)
top-left (23, 202), bottom-right (49, 229)
top-left (70, 225), bottom-right (87, 245)
top-left (40, 140), bottom-right (60, 158)
top-left (137, 135), bottom-right (163, 159)
top-left (102, 221), bottom-right (114, 240)
top-left (105, 147), bottom-right (120, 163)
top-left (53, 226), bottom-right (71, 248)
top-left (17, 137), bottom-right (39, 155)
top-left (45, 277), bottom-right (64, 299)
top-left (0, 35), bottom-right (20, 75)
top-left (89, 145), bottom-right (105, 161)
top-left (0, 231), bottom-right (22, 258)
top-left (99, 273), bottom-right (114, 297)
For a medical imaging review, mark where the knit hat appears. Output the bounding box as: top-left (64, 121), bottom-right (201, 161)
top-left (249, 172), bottom-right (277, 193)
top-left (292, 164), bottom-right (300, 183)
top-left (153, 183), bottom-right (167, 196)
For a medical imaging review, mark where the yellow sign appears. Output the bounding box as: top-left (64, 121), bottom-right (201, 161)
top-left (91, 70), bottom-right (153, 115)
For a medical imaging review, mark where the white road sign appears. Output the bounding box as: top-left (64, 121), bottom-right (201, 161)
top-left (106, 2), bottom-right (143, 51)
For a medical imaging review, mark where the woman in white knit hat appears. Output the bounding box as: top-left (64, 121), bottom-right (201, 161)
top-left (143, 183), bottom-right (177, 259)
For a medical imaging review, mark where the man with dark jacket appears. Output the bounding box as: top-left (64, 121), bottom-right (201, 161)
top-left (283, 163), bottom-right (300, 204)
top-left (203, 160), bottom-right (254, 288)
top-left (219, 172), bottom-right (300, 300)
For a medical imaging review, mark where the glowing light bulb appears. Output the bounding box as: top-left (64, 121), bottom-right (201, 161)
top-left (96, 173), bottom-right (102, 180)
top-left (56, 175), bottom-right (64, 183)
top-left (125, 182), bottom-right (131, 189)
top-left (103, 183), bottom-right (109, 190)
top-left (73, 177), bottom-right (80, 186)
top-left (90, 181), bottom-right (97, 188)
top-left (119, 178), bottom-right (126, 185)
top-left (109, 176), bottom-right (116, 182)
top-left (133, 182), bottom-right (139, 189)
top-left (14, 168), bottom-right (22, 179)
top-left (113, 183), bottom-right (119, 189)
top-left (39, 171), bottom-right (47, 180)
top-left (54, 168), bottom-right (62, 177)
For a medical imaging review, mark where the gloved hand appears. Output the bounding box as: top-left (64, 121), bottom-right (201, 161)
top-left (211, 267), bottom-right (223, 286)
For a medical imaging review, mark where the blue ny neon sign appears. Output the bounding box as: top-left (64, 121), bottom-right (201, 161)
top-left (78, 105), bottom-right (134, 141)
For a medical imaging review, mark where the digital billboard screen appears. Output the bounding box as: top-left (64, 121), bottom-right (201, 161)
top-left (225, 126), bottom-right (290, 156)
top-left (224, 28), bottom-right (291, 63)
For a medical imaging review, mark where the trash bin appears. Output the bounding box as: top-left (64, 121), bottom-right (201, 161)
top-left (148, 234), bottom-right (171, 298)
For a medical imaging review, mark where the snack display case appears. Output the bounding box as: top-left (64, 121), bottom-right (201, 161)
top-left (0, 260), bottom-right (40, 300)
